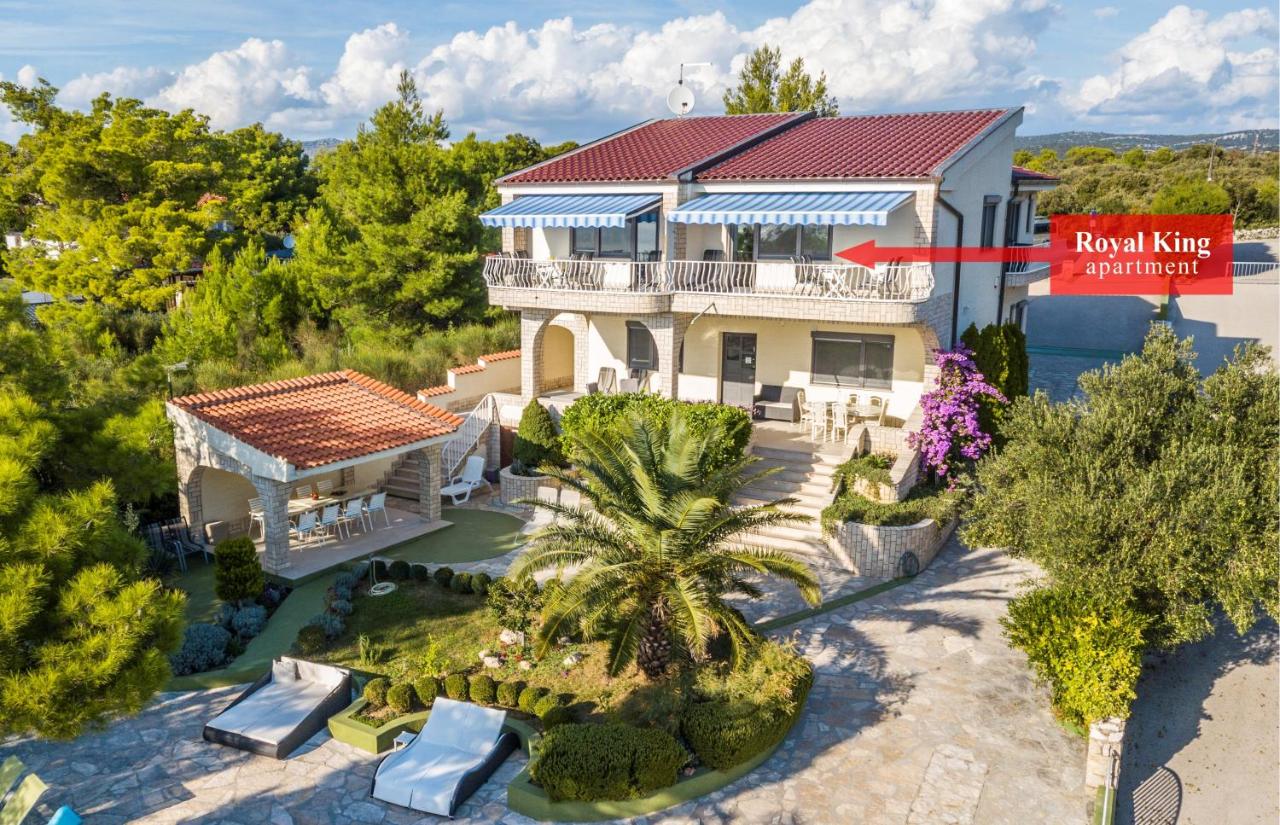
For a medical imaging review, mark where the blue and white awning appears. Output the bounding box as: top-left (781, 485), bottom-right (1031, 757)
top-left (667, 191), bottom-right (914, 227)
top-left (479, 193), bottom-right (662, 229)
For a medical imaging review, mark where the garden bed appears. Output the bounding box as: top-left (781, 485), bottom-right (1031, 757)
top-left (500, 464), bottom-right (557, 507)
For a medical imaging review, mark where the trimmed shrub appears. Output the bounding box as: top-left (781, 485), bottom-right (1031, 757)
top-left (214, 537), bottom-right (264, 604)
top-left (388, 560), bottom-right (411, 581)
top-left (517, 686), bottom-right (548, 714)
top-left (533, 694), bottom-right (562, 718)
top-left (496, 681), bottom-right (521, 708)
top-left (449, 571), bottom-right (473, 594)
top-left (1002, 585), bottom-right (1147, 728)
top-left (363, 677), bottom-right (390, 709)
top-left (682, 666), bottom-right (813, 770)
top-left (529, 723), bottom-right (686, 802)
top-left (215, 601), bottom-right (236, 630)
top-left (230, 604), bottom-right (268, 639)
top-left (512, 399), bottom-right (564, 474)
top-left (539, 705), bottom-right (573, 729)
top-left (169, 623), bottom-right (231, 676)
top-left (433, 566), bottom-right (454, 587)
top-left (468, 674), bottom-right (496, 705)
top-left (471, 572), bottom-right (492, 595)
top-left (411, 563), bottom-right (431, 582)
top-left (349, 561), bottom-right (370, 582)
top-left (386, 683), bottom-right (415, 714)
top-left (307, 611), bottom-right (345, 639)
top-left (486, 576), bottom-right (542, 634)
top-left (373, 558), bottom-right (389, 579)
top-left (294, 624), bottom-right (327, 656)
top-left (334, 571), bottom-right (360, 592)
top-left (329, 581), bottom-right (353, 602)
top-left (443, 673), bottom-right (469, 701)
top-left (328, 598), bottom-right (353, 616)
top-left (821, 481), bottom-right (962, 533)
top-left (413, 676), bottom-right (440, 707)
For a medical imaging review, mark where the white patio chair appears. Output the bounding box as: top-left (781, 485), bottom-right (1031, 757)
top-left (289, 511), bottom-right (319, 544)
top-left (796, 388), bottom-right (810, 432)
top-left (868, 396), bottom-right (887, 426)
top-left (830, 403), bottom-right (850, 443)
top-left (247, 497), bottom-right (266, 539)
top-left (316, 479), bottom-right (334, 498)
top-left (293, 485), bottom-right (313, 500)
top-left (318, 504), bottom-right (341, 539)
top-left (807, 400), bottom-right (829, 442)
top-left (338, 498), bottom-right (365, 536)
top-left (440, 456), bottom-right (492, 505)
top-left (363, 492), bottom-right (391, 529)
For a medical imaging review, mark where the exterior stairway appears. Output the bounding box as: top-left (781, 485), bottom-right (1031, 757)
top-left (733, 442), bottom-right (850, 573)
top-left (382, 453), bottom-right (423, 501)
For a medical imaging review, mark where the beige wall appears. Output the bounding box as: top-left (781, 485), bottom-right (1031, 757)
top-left (352, 456), bottom-right (395, 490)
top-left (542, 325), bottom-right (575, 388)
top-left (532, 227), bottom-right (571, 258)
top-left (449, 357), bottom-right (521, 399)
top-left (199, 467), bottom-right (258, 526)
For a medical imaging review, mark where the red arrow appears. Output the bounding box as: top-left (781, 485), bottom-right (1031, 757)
top-left (835, 239), bottom-right (1078, 268)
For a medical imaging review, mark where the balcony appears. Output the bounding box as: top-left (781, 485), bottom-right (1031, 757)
top-left (483, 255), bottom-right (936, 322)
top-left (1004, 241), bottom-right (1051, 287)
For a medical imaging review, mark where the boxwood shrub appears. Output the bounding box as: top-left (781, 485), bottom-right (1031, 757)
top-left (294, 624), bottom-right (327, 656)
top-left (386, 683), bottom-right (415, 714)
top-left (469, 674), bottom-right (496, 705)
top-left (517, 685), bottom-right (548, 713)
top-left (449, 571), bottom-right (473, 594)
top-left (433, 566), bottom-right (454, 586)
top-left (169, 623), bottom-right (231, 675)
top-left (413, 676), bottom-right (440, 708)
top-left (363, 677), bottom-right (390, 709)
top-left (529, 723), bottom-right (686, 802)
top-left (532, 694), bottom-right (561, 717)
top-left (558, 394), bottom-right (751, 473)
top-left (539, 705), bottom-right (573, 729)
top-left (496, 681), bottom-right (521, 708)
top-left (443, 673), bottom-right (469, 701)
top-left (388, 560), bottom-right (411, 581)
top-left (411, 563), bottom-right (431, 582)
top-left (471, 572), bottom-right (492, 595)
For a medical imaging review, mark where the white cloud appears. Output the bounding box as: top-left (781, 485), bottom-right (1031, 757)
top-left (61, 66), bottom-right (174, 108)
top-left (153, 38), bottom-right (315, 129)
top-left (1093, 6), bottom-right (1120, 19)
top-left (1065, 5), bottom-right (1279, 128)
top-left (319, 23), bottom-right (411, 114)
top-left (0, 65), bottom-right (40, 143)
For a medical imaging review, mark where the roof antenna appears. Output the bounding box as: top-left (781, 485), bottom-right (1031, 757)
top-left (667, 62), bottom-right (711, 116)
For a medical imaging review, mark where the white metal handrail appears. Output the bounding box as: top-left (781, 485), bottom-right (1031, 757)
top-left (1005, 241), bottom-right (1051, 274)
top-left (482, 255), bottom-right (934, 302)
top-left (441, 393), bottom-right (498, 482)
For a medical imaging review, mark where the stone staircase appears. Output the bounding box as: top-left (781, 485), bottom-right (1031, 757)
top-left (733, 443), bottom-right (851, 573)
top-left (382, 453), bottom-right (424, 501)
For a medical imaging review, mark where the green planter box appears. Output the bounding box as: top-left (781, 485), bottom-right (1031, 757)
top-left (327, 697), bottom-right (540, 755)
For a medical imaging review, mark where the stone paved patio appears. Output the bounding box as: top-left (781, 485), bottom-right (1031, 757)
top-left (5, 539), bottom-right (1085, 824)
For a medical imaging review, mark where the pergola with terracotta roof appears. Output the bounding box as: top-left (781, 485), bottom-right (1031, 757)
top-left (166, 370), bottom-right (462, 574)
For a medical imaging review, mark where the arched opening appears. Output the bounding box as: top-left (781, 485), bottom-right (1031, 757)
top-left (191, 466), bottom-right (258, 537)
top-left (541, 324), bottom-right (575, 393)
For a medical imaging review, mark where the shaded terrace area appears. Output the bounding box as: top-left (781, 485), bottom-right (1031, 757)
top-left (166, 370), bottom-right (463, 579)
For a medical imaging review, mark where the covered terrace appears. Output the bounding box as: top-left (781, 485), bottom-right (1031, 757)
top-left (167, 370), bottom-right (462, 578)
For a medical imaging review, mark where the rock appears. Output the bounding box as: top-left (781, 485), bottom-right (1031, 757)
top-left (562, 652), bottom-right (583, 668)
top-left (557, 636), bottom-right (571, 646)
top-left (482, 656), bottom-right (502, 669)
top-left (478, 649), bottom-right (492, 661)
top-left (499, 629), bottom-right (525, 646)
top-left (518, 660), bottom-right (534, 671)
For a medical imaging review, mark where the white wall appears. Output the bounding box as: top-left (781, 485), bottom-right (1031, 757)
top-left (532, 227), bottom-right (571, 258)
top-left (200, 467), bottom-right (258, 527)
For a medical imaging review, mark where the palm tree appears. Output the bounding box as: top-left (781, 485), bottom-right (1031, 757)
top-left (508, 410), bottom-right (820, 680)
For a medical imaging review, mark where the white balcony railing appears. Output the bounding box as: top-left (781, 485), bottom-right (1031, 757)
top-left (1004, 241), bottom-right (1051, 277)
top-left (483, 255), bottom-right (935, 302)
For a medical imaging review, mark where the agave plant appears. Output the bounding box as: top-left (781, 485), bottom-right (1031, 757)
top-left (508, 410), bottom-right (820, 680)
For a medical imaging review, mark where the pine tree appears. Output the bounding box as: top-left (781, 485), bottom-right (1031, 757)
top-left (723, 46), bottom-right (839, 116)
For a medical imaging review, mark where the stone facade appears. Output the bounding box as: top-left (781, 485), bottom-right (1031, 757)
top-left (1085, 717), bottom-right (1125, 791)
top-left (414, 444), bottom-right (442, 523)
top-left (828, 516), bottom-right (959, 579)
top-left (251, 475), bottom-right (292, 572)
top-left (499, 465), bottom-right (557, 508)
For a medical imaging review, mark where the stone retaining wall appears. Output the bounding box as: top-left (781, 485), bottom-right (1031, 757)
top-left (499, 465), bottom-right (557, 508)
top-left (1085, 717), bottom-right (1125, 790)
top-left (828, 516), bottom-right (958, 579)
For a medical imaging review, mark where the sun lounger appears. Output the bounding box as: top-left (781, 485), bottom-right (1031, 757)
top-left (203, 657), bottom-right (351, 759)
top-left (371, 698), bottom-right (519, 817)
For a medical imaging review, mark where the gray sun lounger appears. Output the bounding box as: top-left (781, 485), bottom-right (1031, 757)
top-left (371, 698), bottom-right (519, 817)
top-left (203, 657), bottom-right (351, 759)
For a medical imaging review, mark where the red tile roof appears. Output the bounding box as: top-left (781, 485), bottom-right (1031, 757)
top-left (698, 110), bottom-right (1013, 180)
top-left (451, 364), bottom-right (485, 375)
top-left (170, 370), bottom-right (462, 470)
top-left (500, 114), bottom-right (803, 183)
top-left (479, 349), bottom-right (521, 362)
top-left (1012, 165), bottom-right (1059, 181)
top-left (418, 385), bottom-right (452, 398)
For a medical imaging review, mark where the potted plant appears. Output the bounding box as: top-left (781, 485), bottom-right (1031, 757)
top-left (501, 400), bottom-right (564, 507)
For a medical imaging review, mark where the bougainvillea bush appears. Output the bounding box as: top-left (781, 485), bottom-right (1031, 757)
top-left (907, 345), bottom-right (1006, 482)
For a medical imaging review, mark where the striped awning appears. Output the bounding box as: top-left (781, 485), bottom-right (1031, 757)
top-left (479, 193), bottom-right (662, 229)
top-left (667, 191), bottom-right (914, 227)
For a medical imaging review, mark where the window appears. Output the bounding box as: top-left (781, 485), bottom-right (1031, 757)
top-left (570, 208), bottom-right (660, 260)
top-left (636, 213), bottom-right (659, 259)
top-left (626, 321), bottom-right (657, 371)
top-left (1025, 195), bottom-right (1035, 234)
top-left (732, 225), bottom-right (755, 261)
top-left (736, 223), bottom-right (832, 260)
top-left (979, 196), bottom-right (1001, 248)
top-left (757, 225), bottom-right (798, 258)
top-left (810, 331), bottom-right (894, 389)
top-left (801, 225), bottom-right (831, 258)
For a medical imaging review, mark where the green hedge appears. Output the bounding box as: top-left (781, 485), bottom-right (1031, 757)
top-left (821, 481), bottom-right (962, 532)
top-left (830, 452), bottom-right (894, 494)
top-left (682, 667), bottom-right (813, 770)
top-left (529, 723), bottom-right (687, 802)
top-left (513, 398), bottom-right (565, 473)
top-left (558, 394), bottom-right (751, 473)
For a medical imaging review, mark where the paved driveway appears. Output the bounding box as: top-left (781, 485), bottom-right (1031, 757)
top-left (5, 540), bottom-right (1084, 824)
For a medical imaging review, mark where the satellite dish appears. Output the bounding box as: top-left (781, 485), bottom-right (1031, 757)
top-left (282, 233), bottom-right (296, 250)
top-left (667, 84), bottom-right (695, 116)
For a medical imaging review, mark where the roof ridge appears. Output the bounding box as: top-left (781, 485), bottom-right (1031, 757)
top-left (342, 370), bottom-right (465, 426)
top-left (172, 371), bottom-right (349, 410)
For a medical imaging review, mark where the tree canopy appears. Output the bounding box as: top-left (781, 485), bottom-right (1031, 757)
top-left (723, 45), bottom-right (839, 116)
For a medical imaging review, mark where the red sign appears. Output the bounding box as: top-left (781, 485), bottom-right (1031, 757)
top-left (1049, 214), bottom-right (1233, 296)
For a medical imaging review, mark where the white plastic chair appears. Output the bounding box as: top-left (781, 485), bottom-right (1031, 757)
top-left (293, 485), bottom-right (312, 500)
top-left (440, 456), bottom-right (492, 505)
top-left (807, 400), bottom-right (829, 442)
top-left (830, 403), bottom-right (850, 443)
top-left (796, 388), bottom-right (810, 432)
top-left (247, 497), bottom-right (266, 538)
top-left (289, 511), bottom-right (319, 544)
top-left (339, 498), bottom-right (365, 536)
top-left (318, 504), bottom-right (341, 539)
top-left (316, 479), bottom-right (334, 498)
top-left (364, 492), bottom-right (390, 529)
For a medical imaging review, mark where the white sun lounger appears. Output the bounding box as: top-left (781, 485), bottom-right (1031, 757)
top-left (203, 658), bottom-right (352, 759)
top-left (371, 698), bottom-right (519, 817)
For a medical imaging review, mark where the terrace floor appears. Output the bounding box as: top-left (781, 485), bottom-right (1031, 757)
top-left (5, 538), bottom-right (1087, 824)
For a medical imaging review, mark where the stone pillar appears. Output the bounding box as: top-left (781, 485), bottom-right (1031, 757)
top-left (520, 309), bottom-right (551, 402)
top-left (252, 476), bottom-right (292, 574)
top-left (1085, 718), bottom-right (1125, 791)
top-left (643, 313), bottom-right (691, 399)
top-left (175, 450), bottom-right (204, 532)
top-left (485, 417), bottom-right (502, 470)
top-left (416, 444), bottom-right (443, 523)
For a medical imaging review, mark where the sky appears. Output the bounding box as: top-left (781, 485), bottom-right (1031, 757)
top-left (0, 1), bottom-right (1276, 145)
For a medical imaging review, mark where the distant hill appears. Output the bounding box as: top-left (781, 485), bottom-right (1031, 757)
top-left (1017, 129), bottom-right (1278, 155)
top-left (301, 138), bottom-right (343, 158)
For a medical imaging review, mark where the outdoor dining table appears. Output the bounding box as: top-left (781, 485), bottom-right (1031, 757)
top-left (848, 403), bottom-right (879, 422)
top-left (286, 489), bottom-right (375, 518)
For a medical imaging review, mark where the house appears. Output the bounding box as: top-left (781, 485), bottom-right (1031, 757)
top-left (478, 108), bottom-right (1056, 426)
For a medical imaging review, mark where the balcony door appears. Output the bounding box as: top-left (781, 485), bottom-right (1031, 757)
top-left (720, 332), bottom-right (757, 409)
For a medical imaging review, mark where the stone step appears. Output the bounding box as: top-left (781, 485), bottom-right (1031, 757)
top-left (739, 476), bottom-right (833, 498)
top-left (750, 523), bottom-right (825, 543)
top-left (748, 464), bottom-right (831, 486)
top-left (385, 484), bottom-right (419, 500)
top-left (751, 455), bottom-right (838, 477)
top-left (733, 495), bottom-right (825, 518)
top-left (737, 534), bottom-right (847, 571)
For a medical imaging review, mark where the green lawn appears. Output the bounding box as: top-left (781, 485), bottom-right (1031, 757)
top-left (383, 507), bottom-right (525, 564)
